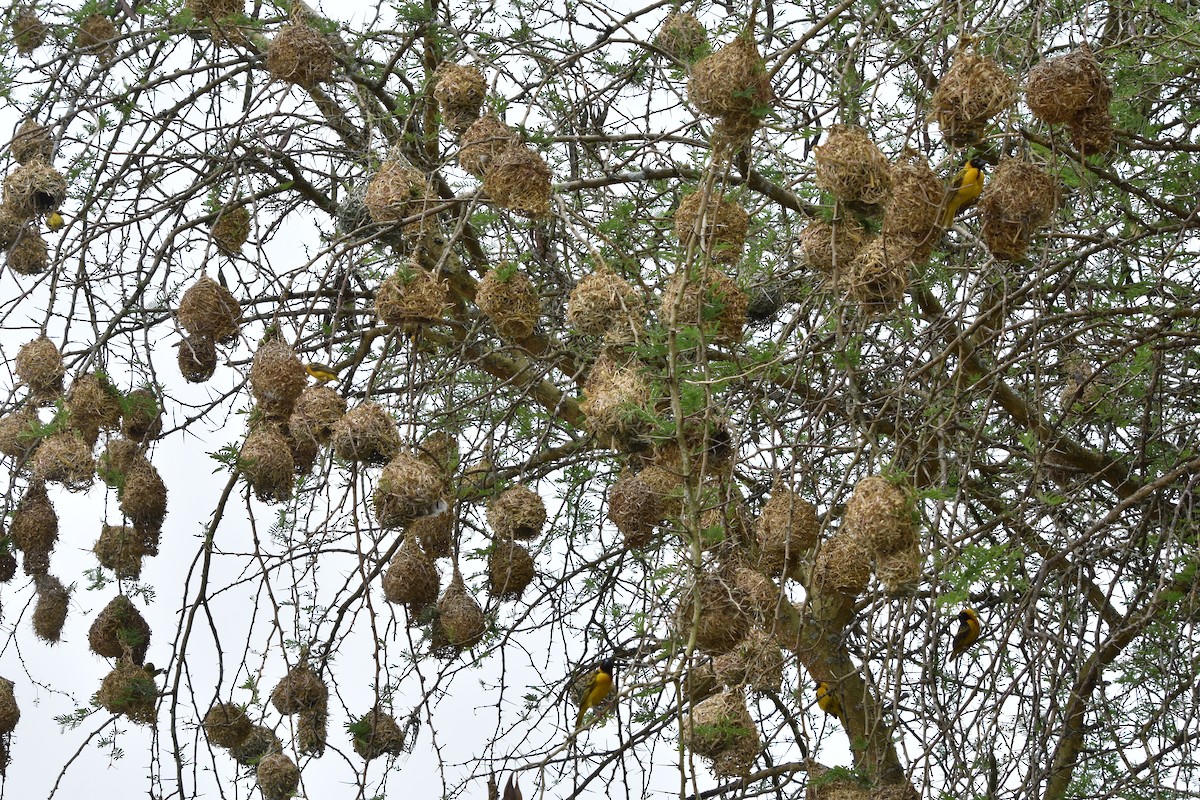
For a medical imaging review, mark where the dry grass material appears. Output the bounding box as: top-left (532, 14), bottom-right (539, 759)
top-left (12, 8), bottom-right (47, 55)
top-left (979, 157), bottom-right (1058, 261)
top-left (177, 275), bottom-right (242, 343)
top-left (655, 12), bottom-right (707, 63)
top-left (32, 574), bottom-right (69, 643)
top-left (805, 766), bottom-right (872, 800)
top-left (661, 266), bottom-right (748, 342)
top-left (177, 333), bottom-right (218, 383)
top-left (374, 452), bottom-right (445, 528)
top-left (97, 438), bottom-right (144, 487)
top-left (0, 551), bottom-right (13, 583)
top-left (814, 125), bottom-right (892, 206)
top-left (288, 385), bottom-right (346, 446)
top-left (266, 23), bottom-right (333, 86)
top-left (812, 531), bottom-right (872, 598)
top-left (486, 485), bottom-right (547, 541)
top-left (240, 424), bottom-right (295, 503)
top-left (488, 537), bottom-right (535, 600)
top-left (1070, 104), bottom-right (1114, 157)
top-left (846, 238), bottom-right (911, 313)
top-left (365, 161), bottom-right (434, 235)
top-left (688, 36), bottom-right (773, 139)
top-left (458, 114), bottom-right (518, 178)
top-left (297, 708), bottom-right (326, 757)
top-left (1026, 46), bottom-right (1110, 125)
top-left (652, 413), bottom-right (736, 480)
top-left (331, 401), bottom-right (401, 465)
top-left (684, 688), bottom-right (760, 778)
top-left (931, 50), bottom-right (1016, 145)
top-left (567, 269), bottom-right (645, 344)
top-left (0, 678), bottom-right (18, 734)
top-left (186, 0), bottom-right (244, 20)
top-left (0, 406), bottom-right (40, 460)
top-left (481, 143), bottom-right (553, 217)
top-left (474, 265), bottom-right (540, 339)
top-left (6, 228), bottom-right (48, 275)
top-left (16, 336), bottom-right (64, 400)
top-left (11, 481), bottom-right (56, 575)
top-left (411, 508), bottom-right (454, 558)
top-left (121, 388), bottom-right (162, 442)
top-left (673, 191), bottom-right (750, 264)
top-left (211, 205), bottom-right (250, 254)
top-left (436, 571), bottom-right (486, 649)
top-left (383, 533), bottom-right (441, 611)
top-left (844, 475), bottom-right (915, 556)
top-left (434, 63), bottom-right (487, 133)
top-left (607, 469), bottom-right (671, 547)
top-left (270, 662), bottom-right (327, 716)
top-left (375, 262), bottom-right (448, 328)
top-left (249, 338), bottom-right (307, 419)
top-left (66, 372), bottom-right (122, 442)
top-left (229, 725), bottom-right (282, 766)
top-left (876, 542), bottom-right (922, 592)
top-left (88, 594), bottom-right (150, 663)
top-left (203, 702), bottom-right (252, 750)
top-left (11, 119), bottom-right (53, 165)
top-left (580, 357), bottom-right (652, 452)
top-left (97, 659), bottom-right (158, 725)
top-left (351, 708), bottom-right (407, 760)
top-left (256, 753), bottom-right (300, 800)
top-left (677, 573), bottom-right (753, 655)
top-left (31, 431), bottom-right (95, 491)
top-left (713, 628), bottom-right (785, 693)
top-left (882, 152), bottom-right (943, 261)
top-left (119, 460), bottom-right (168, 534)
top-left (756, 489), bottom-right (819, 578)
top-left (0, 207), bottom-right (24, 250)
top-left (800, 217), bottom-right (868, 276)
top-left (93, 523), bottom-right (148, 580)
top-left (75, 14), bottom-right (117, 57)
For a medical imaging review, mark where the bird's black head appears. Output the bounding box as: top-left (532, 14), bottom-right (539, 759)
top-left (599, 657), bottom-right (615, 674)
top-left (959, 608), bottom-right (978, 623)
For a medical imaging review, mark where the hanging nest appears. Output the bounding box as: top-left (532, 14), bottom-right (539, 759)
top-left (0, 678), bottom-right (17, 735)
top-left (97, 438), bottom-right (144, 487)
top-left (203, 702), bottom-right (252, 750)
top-left (66, 372), bottom-right (123, 443)
top-left (3, 160), bottom-right (65, 220)
top-left (417, 430), bottom-right (460, 482)
top-left (688, 36), bottom-right (773, 135)
top-left (15, 335), bottom-right (65, 400)
top-left (11, 119), bottom-right (53, 165)
top-left (693, 487), bottom-right (754, 554)
top-left (0, 207), bottom-right (24, 250)
top-left (436, 571), bottom-right (487, 650)
top-left (411, 507), bottom-right (454, 559)
top-left (177, 333), bottom-right (218, 383)
top-left (87, 594), bottom-right (150, 663)
top-left (266, 23), bottom-right (333, 86)
top-left (256, 752), bottom-right (300, 800)
top-left (93, 523), bottom-right (148, 580)
top-left (364, 161), bottom-right (434, 235)
top-left (458, 114), bottom-right (518, 178)
top-left (177, 275), bottom-right (242, 343)
top-left (673, 191), bottom-right (750, 264)
top-left (481, 144), bottom-right (553, 217)
top-left (486, 484), bottom-right (547, 541)
top-left (488, 537), bottom-right (535, 600)
top-left (655, 12), bottom-right (708, 64)
top-left (978, 157), bottom-right (1058, 261)
top-left (121, 388), bottom-right (162, 442)
top-left (814, 125), bottom-right (892, 207)
top-left (351, 707), bottom-right (407, 760)
top-left (298, 708), bottom-right (327, 757)
top-left (661, 266), bottom-right (748, 342)
top-left (286, 423), bottom-right (320, 476)
top-left (931, 50), bottom-right (1016, 146)
top-left (31, 431), bottom-right (95, 491)
top-left (240, 424), bottom-right (295, 503)
top-left (119, 460), bottom-right (168, 534)
top-left (811, 531), bottom-right (872, 598)
top-left (805, 766), bottom-right (872, 800)
top-left (675, 572), bottom-right (753, 655)
top-left (0, 405), bottom-right (40, 460)
top-left (846, 238), bottom-right (911, 313)
top-left (652, 413), bottom-right (736, 480)
top-left (11, 481), bottom-right (57, 575)
top-left (0, 551), bottom-right (14, 583)
top-left (373, 452), bottom-right (445, 528)
top-left (756, 489), bottom-right (819, 578)
top-left (684, 688), bottom-right (760, 779)
top-left (211, 205), bottom-right (251, 255)
top-left (731, 565), bottom-right (788, 626)
top-left (1069, 104), bottom-right (1114, 157)
top-left (374, 262), bottom-right (448, 328)
top-left (843, 475), bottom-right (915, 556)
top-left (607, 469), bottom-right (675, 548)
top-left (230, 725), bottom-right (282, 767)
top-left (475, 264), bottom-right (540, 339)
top-left (270, 661), bottom-right (327, 716)
top-left (434, 63), bottom-right (487, 133)
top-left (97, 659), bottom-right (158, 725)
top-left (712, 629), bottom-right (785, 693)
top-left (580, 357), bottom-right (652, 452)
top-left (875, 541), bottom-right (922, 593)
top-left (567, 268), bottom-right (645, 344)
top-left (683, 660), bottom-right (720, 705)
top-left (383, 533), bottom-right (441, 611)
top-left (331, 401), bottom-right (401, 465)
top-left (32, 573), bottom-right (69, 643)
top-left (288, 385), bottom-right (346, 446)
top-left (6, 228), bottom-right (48, 275)
top-left (75, 14), bottom-right (117, 56)
top-left (12, 8), bottom-right (47, 55)
top-left (881, 152), bottom-right (943, 261)
top-left (1025, 46), bottom-right (1110, 126)
top-left (249, 338), bottom-right (307, 419)
top-left (186, 0), bottom-right (244, 21)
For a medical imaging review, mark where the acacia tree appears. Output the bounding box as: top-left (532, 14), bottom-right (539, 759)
top-left (0, 0), bottom-right (1198, 798)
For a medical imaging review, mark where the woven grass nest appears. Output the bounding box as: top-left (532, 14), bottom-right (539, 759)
top-left (373, 452), bottom-right (445, 529)
top-left (229, 724), bottom-right (282, 766)
top-left (756, 488), bottom-right (819, 578)
top-left (1069, 105), bottom-right (1114, 157)
top-left (580, 357), bottom-right (652, 452)
top-left (417, 430), bottom-right (460, 480)
top-left (121, 388), bottom-right (162, 442)
top-left (119, 460), bottom-right (168, 534)
top-left (799, 217), bottom-right (867, 276)
top-left (186, 0), bottom-right (244, 21)
top-left (97, 438), bottom-right (145, 487)
top-left (846, 238), bottom-right (911, 313)
top-left (383, 533), bottom-right (441, 611)
top-left (436, 570), bottom-right (486, 650)
top-left (11, 481), bottom-right (57, 576)
top-left (685, 688), bottom-right (760, 778)
top-left (271, 661), bottom-right (327, 716)
top-left (3, 159), bottom-right (66, 220)
top-left (655, 12), bottom-right (708, 64)
top-left (566, 268), bottom-right (645, 344)
top-left (257, 753), bottom-right (300, 800)
top-left (375, 262), bottom-right (448, 328)
top-left (203, 702), bottom-right (252, 750)
top-left (882, 152), bottom-right (943, 262)
top-left (804, 766), bottom-right (873, 800)
top-left (93, 523), bottom-right (148, 580)
top-left (249, 338), bottom-right (307, 419)
top-left (434, 63), bottom-right (487, 133)
top-left (488, 537), bottom-right (535, 600)
top-left (652, 413), bottom-right (735, 480)
top-left (458, 114), bottom-right (518, 178)
top-left (211, 205), bottom-right (251, 255)
top-left (811, 530), bottom-right (872, 598)
top-left (814, 125), bottom-right (892, 207)
top-left (31, 431), bottom-right (95, 491)
top-left (694, 488), bottom-right (754, 554)
top-left (676, 572), bottom-right (753, 655)
top-left (66, 371), bottom-right (122, 442)
top-left (331, 401), bottom-right (401, 465)
top-left (688, 35), bottom-right (773, 137)
top-left (844, 475), bottom-right (915, 556)
top-left (0, 678), bottom-right (18, 735)
top-left (978, 157), bottom-right (1058, 261)
top-left (7, 228), bottom-right (48, 276)
top-left (12, 8), bottom-right (47, 55)
top-left (32, 573), bottom-right (69, 643)
top-left (177, 275), bottom-right (242, 343)
top-left (266, 23), bottom-right (334, 86)
top-left (486, 484), bottom-right (547, 541)
top-left (481, 143), bottom-right (553, 217)
top-left (474, 264), bottom-right (540, 339)
top-left (288, 384), bottom-right (346, 446)
top-left (75, 14), bottom-right (117, 57)
top-left (0, 405), bottom-right (40, 460)
top-left (607, 467), bottom-right (681, 548)
top-left (97, 659), bottom-right (158, 725)
top-left (713, 628), bottom-right (785, 693)
top-left (673, 191), bottom-right (750, 264)
top-left (351, 707), bottom-right (408, 760)
top-left (0, 550), bottom-right (14, 583)
top-left (876, 541), bottom-right (922, 593)
top-left (88, 594), bottom-right (150, 663)
top-left (1026, 46), bottom-right (1110, 125)
top-left (11, 119), bottom-right (53, 165)
top-left (365, 161), bottom-right (433, 233)
top-left (410, 507), bottom-right (454, 559)
top-left (0, 207), bottom-right (24, 251)
top-left (177, 333), bottom-right (218, 383)
top-left (731, 565), bottom-right (792, 628)
top-left (931, 50), bottom-right (1016, 146)
top-left (661, 266), bottom-right (748, 343)
top-left (297, 708), bottom-right (327, 757)
top-left (240, 424), bottom-right (295, 503)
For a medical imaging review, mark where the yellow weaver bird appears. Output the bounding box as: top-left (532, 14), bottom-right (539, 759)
top-left (940, 158), bottom-right (986, 229)
top-left (815, 681), bottom-right (843, 720)
top-left (304, 362), bottom-right (340, 383)
top-left (950, 608), bottom-right (981, 661)
top-left (574, 657), bottom-right (615, 729)
top-left (46, 211), bottom-right (64, 231)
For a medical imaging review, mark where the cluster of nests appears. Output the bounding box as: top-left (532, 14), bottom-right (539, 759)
top-left (1026, 46), bottom-right (1114, 156)
top-left (683, 24), bottom-right (775, 155)
top-left (7, 9), bottom-right (121, 59)
top-left (1, 116), bottom-right (66, 278)
top-left (175, 274), bottom-right (243, 384)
